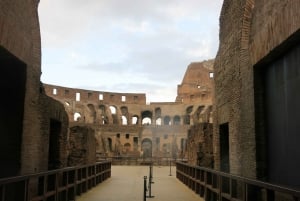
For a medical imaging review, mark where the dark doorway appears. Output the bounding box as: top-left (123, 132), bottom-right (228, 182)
top-left (141, 138), bottom-right (152, 158)
top-left (220, 123), bottom-right (229, 173)
top-left (0, 46), bottom-right (26, 178)
top-left (264, 44), bottom-right (300, 188)
top-left (48, 119), bottom-right (62, 170)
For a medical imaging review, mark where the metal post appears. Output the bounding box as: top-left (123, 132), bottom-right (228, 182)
top-left (147, 164), bottom-right (155, 198)
top-left (169, 158), bottom-right (172, 176)
top-left (144, 176), bottom-right (147, 201)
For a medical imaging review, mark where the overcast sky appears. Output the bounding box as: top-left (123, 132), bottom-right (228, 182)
top-left (38, 0), bottom-right (223, 103)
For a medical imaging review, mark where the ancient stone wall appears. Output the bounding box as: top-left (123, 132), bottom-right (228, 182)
top-left (68, 126), bottom-right (96, 166)
top-left (186, 123), bottom-right (213, 168)
top-left (44, 61), bottom-right (214, 160)
top-left (214, 0), bottom-right (300, 186)
top-left (176, 60), bottom-right (214, 104)
top-left (0, 1), bottom-right (69, 177)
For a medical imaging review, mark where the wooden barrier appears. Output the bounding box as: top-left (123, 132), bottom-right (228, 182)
top-left (176, 162), bottom-right (300, 201)
top-left (0, 161), bottom-right (111, 201)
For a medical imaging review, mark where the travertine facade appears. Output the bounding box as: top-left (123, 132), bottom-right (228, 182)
top-left (0, 0), bottom-right (69, 177)
top-left (44, 60), bottom-right (214, 160)
top-left (214, 0), bottom-right (300, 190)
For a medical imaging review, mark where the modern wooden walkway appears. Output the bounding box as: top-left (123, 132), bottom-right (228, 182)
top-left (76, 165), bottom-right (203, 201)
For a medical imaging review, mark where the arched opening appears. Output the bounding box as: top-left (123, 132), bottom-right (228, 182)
top-left (124, 143), bottom-right (131, 153)
top-left (122, 115), bottom-right (128, 125)
top-left (155, 107), bottom-right (161, 117)
top-left (142, 138), bottom-right (152, 158)
top-left (74, 112), bottom-right (81, 121)
top-left (107, 138), bottom-right (112, 152)
top-left (164, 116), bottom-right (171, 125)
top-left (142, 110), bottom-right (152, 125)
top-left (173, 115), bottom-right (181, 125)
top-left (162, 143), bottom-right (171, 157)
top-left (87, 104), bottom-right (96, 123)
top-left (142, 117), bottom-right (151, 125)
top-left (109, 105), bottom-right (117, 114)
top-left (184, 106), bottom-right (193, 125)
top-left (155, 117), bottom-right (162, 125)
top-left (132, 115), bottom-right (139, 125)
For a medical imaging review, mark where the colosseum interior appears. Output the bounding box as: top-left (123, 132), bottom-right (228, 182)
top-left (44, 60), bottom-right (215, 166)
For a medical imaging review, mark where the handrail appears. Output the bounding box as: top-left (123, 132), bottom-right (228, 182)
top-left (0, 161), bottom-right (111, 201)
top-left (98, 156), bottom-right (187, 166)
top-left (176, 162), bottom-right (300, 201)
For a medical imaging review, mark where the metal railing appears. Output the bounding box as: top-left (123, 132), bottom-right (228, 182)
top-left (98, 156), bottom-right (187, 166)
top-left (0, 161), bottom-right (111, 201)
top-left (176, 162), bottom-right (300, 201)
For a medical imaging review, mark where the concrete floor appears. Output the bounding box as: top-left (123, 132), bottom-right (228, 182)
top-left (76, 165), bottom-right (204, 201)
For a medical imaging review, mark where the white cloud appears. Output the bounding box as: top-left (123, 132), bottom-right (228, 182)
top-left (39, 0), bottom-right (223, 102)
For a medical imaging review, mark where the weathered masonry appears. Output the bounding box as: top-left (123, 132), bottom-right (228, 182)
top-left (44, 60), bottom-right (215, 161)
top-left (214, 0), bottom-right (300, 191)
top-left (0, 0), bottom-right (69, 178)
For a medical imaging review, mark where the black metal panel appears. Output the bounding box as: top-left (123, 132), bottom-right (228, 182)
top-left (264, 44), bottom-right (300, 188)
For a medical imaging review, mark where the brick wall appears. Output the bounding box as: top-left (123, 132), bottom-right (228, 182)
top-left (214, 0), bottom-right (300, 180)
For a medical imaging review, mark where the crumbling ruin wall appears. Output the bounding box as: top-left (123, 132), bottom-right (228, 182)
top-left (43, 59), bottom-right (214, 162)
top-left (68, 126), bottom-right (96, 166)
top-left (186, 123), bottom-right (213, 168)
top-left (0, 1), bottom-right (69, 177)
top-left (214, 0), bottom-right (300, 187)
top-left (176, 60), bottom-right (214, 104)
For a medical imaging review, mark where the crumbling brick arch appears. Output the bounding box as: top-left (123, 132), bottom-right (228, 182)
top-left (163, 116), bottom-right (171, 125)
top-left (120, 106), bottom-right (129, 125)
top-left (87, 104), bottom-right (96, 123)
top-left (184, 106), bottom-right (194, 125)
top-left (141, 138), bottom-right (152, 158)
top-left (124, 143), bottom-right (131, 153)
top-left (131, 115), bottom-right (139, 125)
top-left (99, 104), bottom-right (109, 124)
top-left (109, 105), bottom-right (119, 124)
top-left (173, 115), bottom-right (181, 125)
top-left (141, 110), bottom-right (152, 125)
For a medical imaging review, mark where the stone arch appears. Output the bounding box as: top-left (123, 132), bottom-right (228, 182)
top-left (107, 138), bottom-right (112, 152)
top-left (142, 110), bottom-right (152, 125)
top-left (173, 115), bottom-right (181, 125)
top-left (184, 106), bottom-right (193, 125)
top-left (87, 104), bottom-right (96, 123)
top-left (141, 138), bottom-right (152, 158)
top-left (164, 116), bottom-right (171, 125)
top-left (155, 107), bottom-right (161, 118)
top-left (132, 115), bottom-right (139, 125)
top-left (124, 143), bottom-right (131, 153)
top-left (74, 112), bottom-right (81, 121)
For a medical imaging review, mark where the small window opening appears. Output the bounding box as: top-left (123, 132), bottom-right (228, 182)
top-left (209, 72), bottom-right (214, 78)
top-left (99, 94), bottom-right (103, 100)
top-left (122, 116), bottom-right (128, 125)
top-left (76, 92), bottom-right (80, 101)
top-left (122, 95), bottom-right (126, 102)
top-left (126, 134), bottom-right (130, 139)
top-left (74, 112), bottom-right (81, 121)
top-left (110, 106), bottom-right (116, 114)
top-left (116, 133), bottom-right (120, 138)
top-left (53, 88), bottom-right (57, 95)
top-left (132, 116), bottom-right (138, 125)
